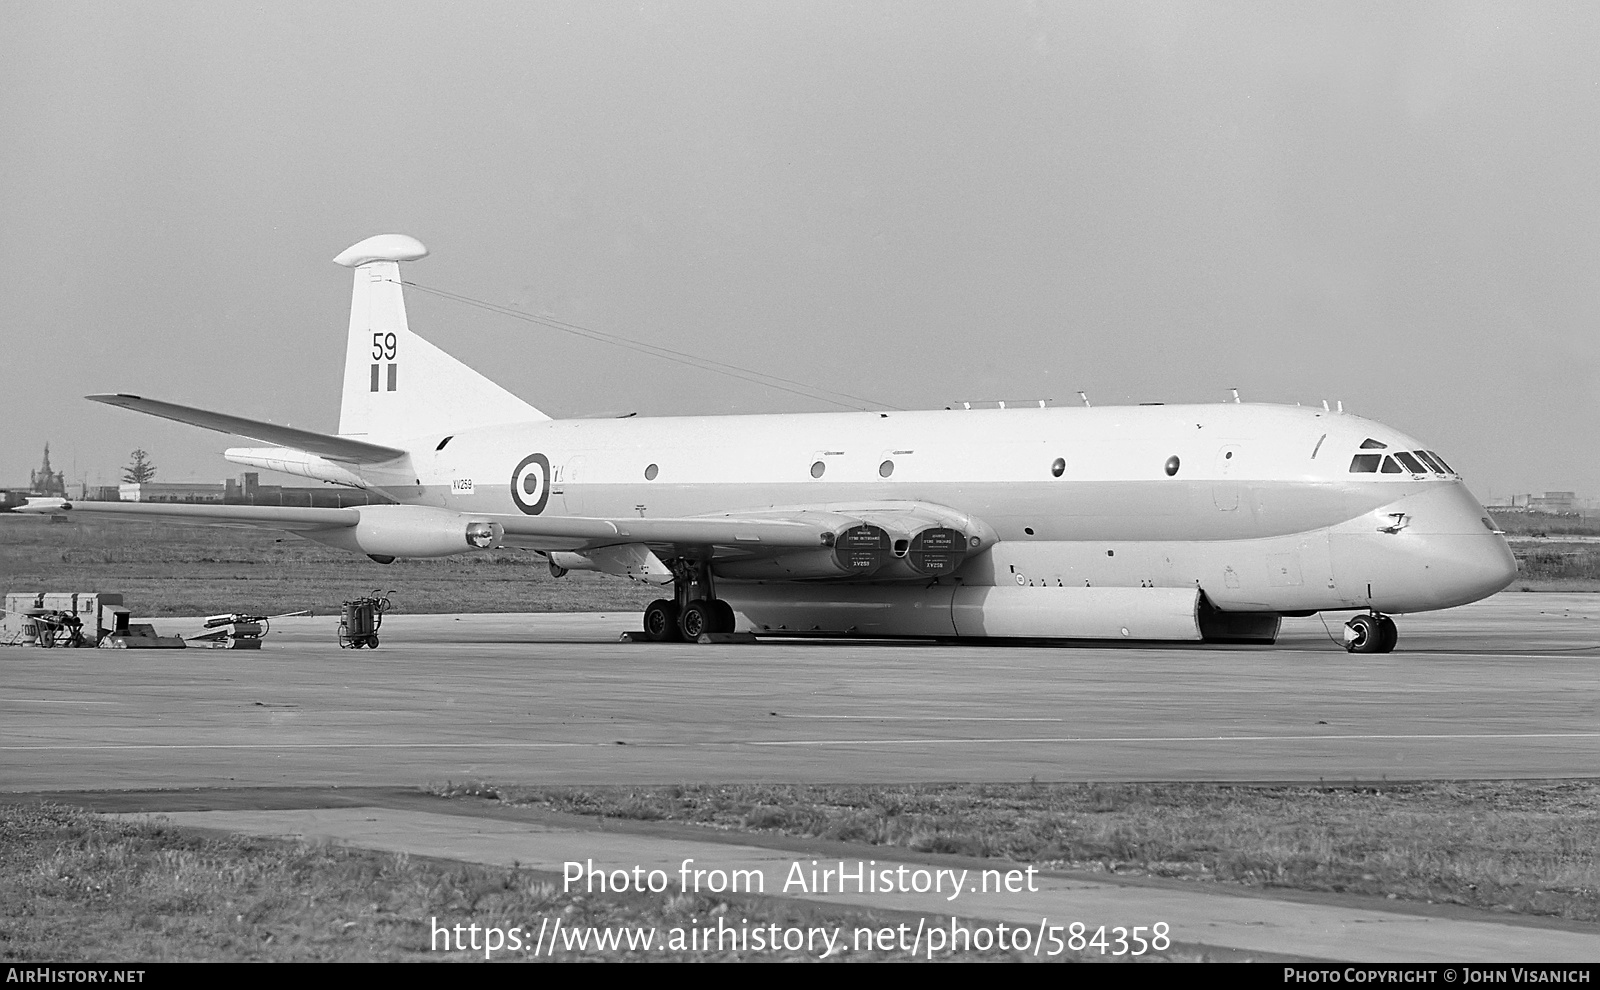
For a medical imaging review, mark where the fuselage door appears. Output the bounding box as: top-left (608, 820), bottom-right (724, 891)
top-left (1214, 443), bottom-right (1242, 511)
top-left (556, 455), bottom-right (584, 514)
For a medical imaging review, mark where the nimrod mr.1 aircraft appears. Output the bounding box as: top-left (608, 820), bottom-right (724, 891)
top-left (24, 235), bottom-right (1517, 652)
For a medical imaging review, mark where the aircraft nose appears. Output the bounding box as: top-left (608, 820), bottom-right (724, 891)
top-left (1330, 482), bottom-right (1519, 611)
top-left (1424, 532), bottom-right (1519, 607)
top-left (1397, 483), bottom-right (1518, 608)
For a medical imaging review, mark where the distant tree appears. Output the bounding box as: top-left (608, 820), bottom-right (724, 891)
top-left (122, 449), bottom-right (157, 485)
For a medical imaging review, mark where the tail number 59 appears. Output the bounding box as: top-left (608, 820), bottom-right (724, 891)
top-left (372, 332), bottom-right (398, 360)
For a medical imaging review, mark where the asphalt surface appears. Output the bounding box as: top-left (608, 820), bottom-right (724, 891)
top-left (3, 592), bottom-right (1597, 962)
top-left (2, 595), bottom-right (1597, 788)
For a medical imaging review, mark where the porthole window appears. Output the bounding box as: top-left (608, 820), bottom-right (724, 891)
top-left (1051, 457), bottom-right (1065, 478)
top-left (1024, 527), bottom-right (1035, 536)
top-left (644, 463), bottom-right (658, 480)
top-left (810, 460), bottom-right (826, 479)
top-left (879, 460), bottom-right (894, 478)
top-left (1165, 455), bottom-right (1180, 477)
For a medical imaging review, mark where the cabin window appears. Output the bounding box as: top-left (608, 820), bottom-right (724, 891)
top-left (879, 460), bottom-right (894, 478)
top-left (1164, 456), bottom-right (1180, 477)
top-left (1395, 452), bottom-right (1427, 474)
top-left (1428, 450), bottom-right (1456, 474)
top-left (644, 463), bottom-right (659, 480)
top-left (810, 460), bottom-right (826, 479)
top-left (435, 436), bottom-right (453, 451)
top-left (1051, 457), bottom-right (1065, 478)
top-left (1349, 454), bottom-right (1381, 473)
top-left (1360, 438), bottom-right (1388, 449)
top-left (1380, 456), bottom-right (1403, 474)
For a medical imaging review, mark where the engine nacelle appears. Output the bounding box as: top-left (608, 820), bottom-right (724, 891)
top-left (715, 524), bottom-right (891, 580)
top-left (303, 504), bottom-right (503, 558)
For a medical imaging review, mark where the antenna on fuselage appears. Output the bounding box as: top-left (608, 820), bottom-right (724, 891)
top-left (1231, 388), bottom-right (1241, 404)
top-left (1337, 400), bottom-right (1344, 414)
top-left (1322, 400), bottom-right (1330, 412)
top-left (1077, 391), bottom-right (1090, 407)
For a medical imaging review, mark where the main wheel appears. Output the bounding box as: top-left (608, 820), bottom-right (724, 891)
top-left (712, 599), bottom-right (736, 635)
top-left (1345, 613), bottom-right (1381, 654)
top-left (1377, 616), bottom-right (1398, 654)
top-left (643, 600), bottom-right (681, 642)
top-left (679, 599), bottom-right (715, 641)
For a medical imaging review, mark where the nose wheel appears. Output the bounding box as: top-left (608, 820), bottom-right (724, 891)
top-left (1344, 613), bottom-right (1398, 654)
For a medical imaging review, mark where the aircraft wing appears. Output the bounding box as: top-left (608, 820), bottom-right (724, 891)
top-left (86, 394), bottom-right (407, 463)
top-left (490, 511), bottom-right (833, 548)
top-left (11, 499), bottom-right (836, 547)
top-left (14, 498), bottom-right (361, 531)
top-left (14, 499), bottom-right (993, 574)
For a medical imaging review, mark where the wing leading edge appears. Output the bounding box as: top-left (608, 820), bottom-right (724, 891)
top-left (13, 499), bottom-right (835, 550)
top-left (14, 499), bottom-right (993, 573)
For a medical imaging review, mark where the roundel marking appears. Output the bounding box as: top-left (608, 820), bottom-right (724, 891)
top-left (510, 453), bottom-right (552, 515)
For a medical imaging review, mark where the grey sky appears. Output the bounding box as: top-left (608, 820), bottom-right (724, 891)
top-left (2, 1), bottom-right (1596, 502)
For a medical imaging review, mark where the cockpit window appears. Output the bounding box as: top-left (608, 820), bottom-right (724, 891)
top-left (1414, 450), bottom-right (1446, 474)
top-left (1380, 456), bottom-right (1403, 473)
top-left (1428, 450), bottom-right (1456, 474)
top-left (1394, 451), bottom-right (1427, 474)
top-left (1360, 438), bottom-right (1388, 449)
top-left (1349, 454), bottom-right (1382, 473)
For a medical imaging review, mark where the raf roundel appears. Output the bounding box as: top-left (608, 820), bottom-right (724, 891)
top-left (510, 453), bottom-right (551, 515)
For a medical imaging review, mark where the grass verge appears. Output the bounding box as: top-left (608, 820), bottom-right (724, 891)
top-left (0, 516), bottom-right (655, 616)
top-left (432, 780), bottom-right (1600, 923)
top-left (1, 804), bottom-right (1132, 962)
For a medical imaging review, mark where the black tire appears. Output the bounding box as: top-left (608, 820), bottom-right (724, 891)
top-left (644, 600), bottom-right (681, 642)
top-left (679, 600), bottom-right (714, 641)
top-left (712, 599), bottom-right (736, 635)
top-left (1345, 614), bottom-right (1380, 654)
top-left (1377, 616), bottom-right (1398, 654)
top-left (366, 635), bottom-right (379, 649)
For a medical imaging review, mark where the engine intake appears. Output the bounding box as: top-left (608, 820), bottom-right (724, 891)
top-left (832, 524), bottom-right (890, 575)
top-left (907, 527), bottom-right (965, 575)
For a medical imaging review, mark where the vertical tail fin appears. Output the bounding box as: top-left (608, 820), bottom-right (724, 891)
top-left (334, 234), bottom-right (548, 443)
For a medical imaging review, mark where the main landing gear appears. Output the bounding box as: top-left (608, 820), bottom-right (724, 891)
top-left (1344, 612), bottom-right (1398, 654)
top-left (642, 557), bottom-right (737, 642)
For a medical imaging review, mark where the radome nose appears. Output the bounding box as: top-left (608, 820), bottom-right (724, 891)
top-left (1330, 482), bottom-right (1520, 612)
top-left (1428, 533), bottom-right (1519, 607)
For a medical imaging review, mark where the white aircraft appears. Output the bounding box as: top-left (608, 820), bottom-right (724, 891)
top-left (23, 234), bottom-right (1517, 652)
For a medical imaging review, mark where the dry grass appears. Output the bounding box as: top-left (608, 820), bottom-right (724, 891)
top-left (1493, 515), bottom-right (1600, 538)
top-left (1, 804), bottom-right (1084, 962)
top-left (435, 780), bottom-right (1600, 923)
top-left (0, 516), bottom-right (655, 616)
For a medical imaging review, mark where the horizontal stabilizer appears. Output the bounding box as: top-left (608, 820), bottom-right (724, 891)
top-left (87, 394), bottom-right (408, 463)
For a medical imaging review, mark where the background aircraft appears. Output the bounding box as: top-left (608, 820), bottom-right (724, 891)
top-left (23, 235), bottom-right (1518, 652)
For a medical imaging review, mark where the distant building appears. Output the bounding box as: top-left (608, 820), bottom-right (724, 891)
top-left (30, 444), bottom-right (66, 497)
top-left (114, 472), bottom-right (385, 508)
top-left (119, 482), bottom-right (226, 503)
top-left (1530, 492), bottom-right (1578, 514)
top-left (1486, 492), bottom-right (1583, 515)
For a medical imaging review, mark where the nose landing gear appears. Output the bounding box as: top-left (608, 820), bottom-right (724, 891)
top-left (641, 557), bottom-right (738, 642)
top-left (1344, 612), bottom-right (1398, 654)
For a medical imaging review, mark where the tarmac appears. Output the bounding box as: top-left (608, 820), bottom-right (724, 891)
top-left (3, 591), bottom-right (1598, 961)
